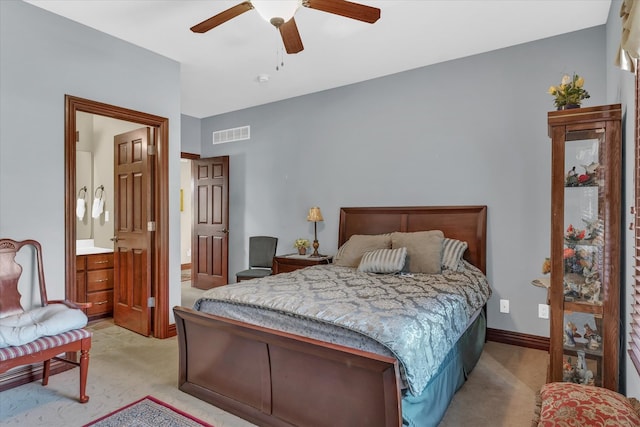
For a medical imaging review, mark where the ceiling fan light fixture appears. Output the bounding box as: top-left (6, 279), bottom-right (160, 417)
top-left (252, 0), bottom-right (301, 25)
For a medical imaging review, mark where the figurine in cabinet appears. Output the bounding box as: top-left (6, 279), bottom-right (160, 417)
top-left (564, 321), bottom-right (581, 347)
top-left (562, 353), bottom-right (594, 385)
top-left (582, 270), bottom-right (601, 304)
top-left (583, 323), bottom-right (602, 350)
top-left (562, 356), bottom-right (576, 382)
top-left (563, 276), bottom-right (582, 300)
top-left (575, 351), bottom-right (594, 385)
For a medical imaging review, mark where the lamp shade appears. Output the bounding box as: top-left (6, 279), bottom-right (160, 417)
top-left (252, 1), bottom-right (301, 23)
top-left (307, 207), bottom-right (324, 222)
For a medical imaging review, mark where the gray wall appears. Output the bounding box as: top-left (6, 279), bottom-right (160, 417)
top-left (0, 0), bottom-right (183, 315)
top-left (181, 114), bottom-right (202, 155)
top-left (201, 26), bottom-right (607, 338)
top-left (606, 0), bottom-right (639, 398)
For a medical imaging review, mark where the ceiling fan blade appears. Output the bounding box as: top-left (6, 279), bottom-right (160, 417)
top-left (304, 0), bottom-right (380, 23)
top-left (279, 18), bottom-right (304, 54)
top-left (190, 1), bottom-right (253, 33)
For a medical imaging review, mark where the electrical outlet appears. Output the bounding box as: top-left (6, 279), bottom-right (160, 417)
top-left (538, 303), bottom-right (549, 319)
top-left (499, 299), bottom-right (509, 313)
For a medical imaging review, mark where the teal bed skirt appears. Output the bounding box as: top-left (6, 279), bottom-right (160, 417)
top-left (401, 309), bottom-right (487, 427)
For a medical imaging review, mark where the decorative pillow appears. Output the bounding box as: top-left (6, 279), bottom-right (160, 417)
top-left (442, 238), bottom-right (468, 271)
top-left (391, 230), bottom-right (444, 274)
top-left (535, 382), bottom-right (640, 427)
top-left (333, 234), bottom-right (391, 267)
top-left (358, 247), bottom-right (407, 274)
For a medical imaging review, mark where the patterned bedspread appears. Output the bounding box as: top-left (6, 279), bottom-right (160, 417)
top-left (194, 262), bottom-right (491, 395)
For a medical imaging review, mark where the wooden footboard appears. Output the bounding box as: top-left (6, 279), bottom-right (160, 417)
top-left (174, 306), bottom-right (402, 427)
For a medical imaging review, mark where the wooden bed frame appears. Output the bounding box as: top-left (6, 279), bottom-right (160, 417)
top-left (174, 206), bottom-right (487, 427)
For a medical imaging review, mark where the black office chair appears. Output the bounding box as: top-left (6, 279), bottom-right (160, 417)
top-left (236, 236), bottom-right (278, 282)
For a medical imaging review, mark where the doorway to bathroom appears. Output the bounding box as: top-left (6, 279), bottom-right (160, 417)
top-left (64, 95), bottom-right (172, 339)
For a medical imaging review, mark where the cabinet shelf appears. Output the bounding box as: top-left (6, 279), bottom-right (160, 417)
top-left (563, 344), bottom-right (603, 359)
top-left (563, 301), bottom-right (603, 315)
top-left (547, 104), bottom-right (621, 392)
top-left (564, 184), bottom-right (599, 189)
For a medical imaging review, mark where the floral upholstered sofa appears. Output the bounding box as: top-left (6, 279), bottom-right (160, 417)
top-left (532, 382), bottom-right (640, 426)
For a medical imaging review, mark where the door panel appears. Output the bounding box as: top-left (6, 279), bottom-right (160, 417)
top-left (113, 127), bottom-right (152, 336)
top-left (192, 156), bottom-right (229, 289)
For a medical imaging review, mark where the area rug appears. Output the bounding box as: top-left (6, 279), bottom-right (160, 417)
top-left (83, 396), bottom-right (214, 427)
top-left (181, 269), bottom-right (191, 282)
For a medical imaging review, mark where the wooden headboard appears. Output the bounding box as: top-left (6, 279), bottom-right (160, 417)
top-left (338, 206), bottom-right (487, 274)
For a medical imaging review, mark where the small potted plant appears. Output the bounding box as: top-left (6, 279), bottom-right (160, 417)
top-left (548, 73), bottom-right (590, 110)
top-left (293, 238), bottom-right (310, 255)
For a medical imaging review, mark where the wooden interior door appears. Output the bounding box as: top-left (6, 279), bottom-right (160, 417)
top-left (192, 156), bottom-right (229, 289)
top-left (113, 127), bottom-right (153, 336)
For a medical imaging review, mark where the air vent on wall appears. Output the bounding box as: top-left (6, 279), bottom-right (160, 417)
top-left (213, 126), bottom-right (250, 144)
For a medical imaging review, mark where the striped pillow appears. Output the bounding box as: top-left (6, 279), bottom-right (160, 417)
top-left (358, 247), bottom-right (407, 274)
top-left (441, 238), bottom-right (468, 271)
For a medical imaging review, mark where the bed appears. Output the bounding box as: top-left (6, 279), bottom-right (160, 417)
top-left (174, 205), bottom-right (489, 427)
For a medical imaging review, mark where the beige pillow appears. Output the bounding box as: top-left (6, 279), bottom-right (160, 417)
top-left (333, 234), bottom-right (392, 267)
top-left (391, 230), bottom-right (444, 274)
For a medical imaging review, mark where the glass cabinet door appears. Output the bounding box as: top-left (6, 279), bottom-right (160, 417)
top-left (562, 131), bottom-right (603, 386)
top-left (548, 104), bottom-right (621, 392)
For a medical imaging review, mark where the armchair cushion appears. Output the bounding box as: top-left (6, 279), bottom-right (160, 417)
top-left (532, 382), bottom-right (640, 426)
top-left (0, 304), bottom-right (88, 348)
top-left (0, 328), bottom-right (91, 362)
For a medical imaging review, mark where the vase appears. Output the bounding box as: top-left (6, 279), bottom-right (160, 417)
top-left (297, 247), bottom-right (306, 255)
top-left (557, 104), bottom-right (580, 111)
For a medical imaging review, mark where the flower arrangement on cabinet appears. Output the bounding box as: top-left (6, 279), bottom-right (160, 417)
top-left (293, 238), bottom-right (310, 255)
top-left (548, 73), bottom-right (590, 109)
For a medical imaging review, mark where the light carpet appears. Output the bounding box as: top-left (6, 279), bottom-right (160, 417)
top-left (181, 269), bottom-right (191, 282)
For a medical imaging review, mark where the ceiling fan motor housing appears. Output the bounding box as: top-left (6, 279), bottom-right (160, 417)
top-left (270, 17), bottom-right (285, 28)
top-left (252, 1), bottom-right (301, 24)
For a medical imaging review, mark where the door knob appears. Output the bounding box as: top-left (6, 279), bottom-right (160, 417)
top-left (110, 236), bottom-right (118, 242)
top-left (221, 228), bottom-right (228, 234)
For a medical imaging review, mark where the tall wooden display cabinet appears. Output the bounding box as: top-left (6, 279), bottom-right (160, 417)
top-left (547, 104), bottom-right (622, 391)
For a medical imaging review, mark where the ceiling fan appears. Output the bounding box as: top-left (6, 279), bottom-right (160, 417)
top-left (191, 0), bottom-right (381, 54)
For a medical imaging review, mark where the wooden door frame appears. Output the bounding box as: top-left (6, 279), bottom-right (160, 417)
top-left (65, 95), bottom-right (172, 339)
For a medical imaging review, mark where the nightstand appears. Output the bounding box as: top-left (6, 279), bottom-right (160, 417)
top-left (272, 254), bottom-right (333, 275)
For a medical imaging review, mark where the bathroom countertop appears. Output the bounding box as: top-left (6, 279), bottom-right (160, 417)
top-left (76, 247), bottom-right (113, 255)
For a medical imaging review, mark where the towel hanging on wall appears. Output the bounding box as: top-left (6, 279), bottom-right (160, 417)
top-left (92, 186), bottom-right (104, 219)
top-left (76, 186), bottom-right (87, 220)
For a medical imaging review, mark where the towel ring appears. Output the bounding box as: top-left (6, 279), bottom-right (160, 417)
top-left (94, 185), bottom-right (104, 199)
top-left (77, 186), bottom-right (87, 199)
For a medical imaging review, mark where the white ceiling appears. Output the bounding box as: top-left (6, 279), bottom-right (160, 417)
top-left (25, 0), bottom-right (612, 118)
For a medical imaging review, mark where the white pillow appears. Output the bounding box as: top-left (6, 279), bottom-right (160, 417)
top-left (358, 247), bottom-right (407, 274)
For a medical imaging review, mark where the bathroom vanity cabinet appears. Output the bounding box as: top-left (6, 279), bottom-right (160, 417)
top-left (76, 253), bottom-right (114, 320)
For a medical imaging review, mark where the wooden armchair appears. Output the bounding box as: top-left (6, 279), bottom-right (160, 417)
top-left (0, 238), bottom-right (92, 403)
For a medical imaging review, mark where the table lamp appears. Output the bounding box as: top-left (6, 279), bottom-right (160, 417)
top-left (307, 207), bottom-right (324, 257)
